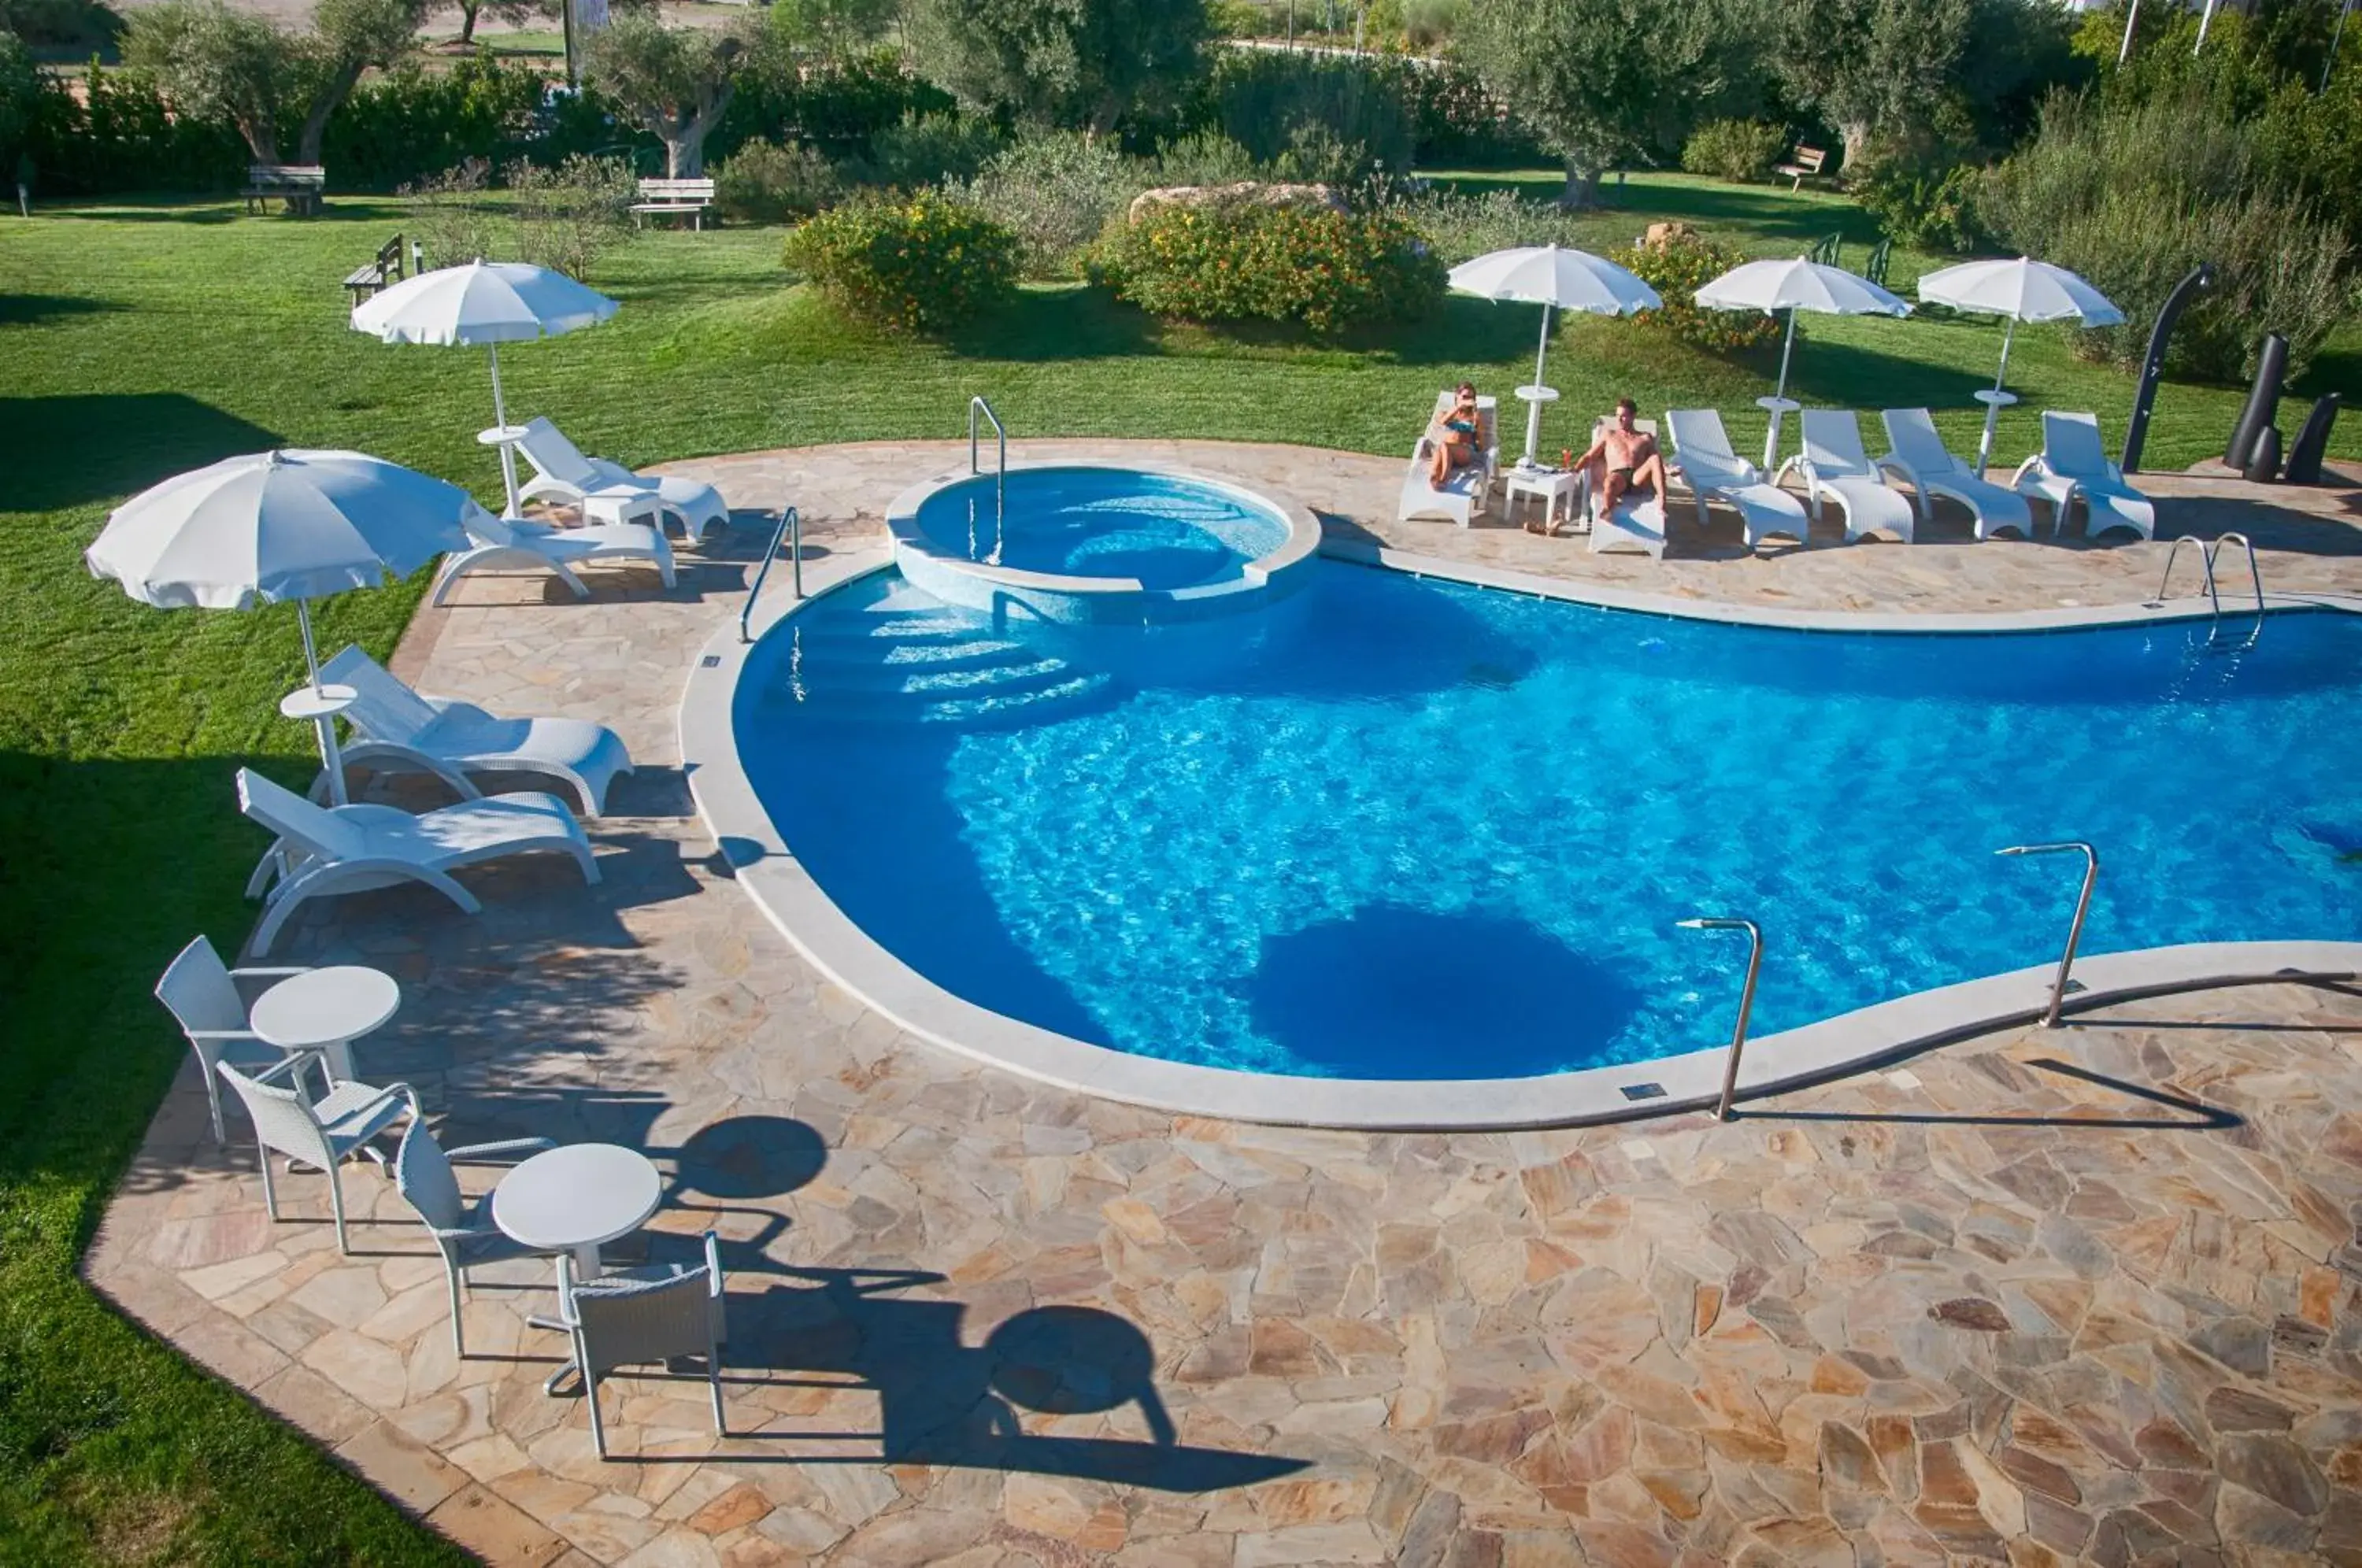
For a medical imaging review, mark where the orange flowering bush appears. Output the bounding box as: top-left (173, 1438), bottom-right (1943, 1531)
top-left (782, 190), bottom-right (1017, 335)
top-left (1616, 230), bottom-right (1783, 353)
top-left (1094, 202), bottom-right (1444, 335)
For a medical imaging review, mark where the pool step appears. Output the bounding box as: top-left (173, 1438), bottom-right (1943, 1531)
top-left (759, 610), bottom-right (1115, 729)
top-left (777, 669), bottom-right (1115, 730)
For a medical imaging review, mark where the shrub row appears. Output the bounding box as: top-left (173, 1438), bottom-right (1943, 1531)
top-left (1093, 201), bottom-right (1445, 335)
top-left (782, 190), bottom-right (1019, 334)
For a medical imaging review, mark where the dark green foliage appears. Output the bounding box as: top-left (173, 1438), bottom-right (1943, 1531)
top-left (22, 60), bottom-right (247, 194)
top-left (782, 188), bottom-right (1020, 331)
top-left (1681, 119), bottom-right (1788, 183)
top-left (715, 137), bottom-right (840, 223)
top-left (909, 0), bottom-right (1212, 135)
top-left (1094, 199), bottom-right (1445, 333)
top-left (322, 51), bottom-right (572, 192)
top-left (1851, 154), bottom-right (1983, 253)
top-left (857, 109), bottom-right (1004, 187)
top-left (715, 46), bottom-right (955, 165)
top-left (1205, 50), bottom-right (1416, 178)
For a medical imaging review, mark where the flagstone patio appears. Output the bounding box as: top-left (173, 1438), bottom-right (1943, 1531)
top-left (87, 441), bottom-right (2362, 1566)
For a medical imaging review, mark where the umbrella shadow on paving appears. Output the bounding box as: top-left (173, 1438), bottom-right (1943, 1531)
top-left (0, 393), bottom-right (283, 514)
top-left (642, 1252), bottom-right (1311, 1490)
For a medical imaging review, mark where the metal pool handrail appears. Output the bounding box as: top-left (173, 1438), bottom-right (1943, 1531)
top-left (1996, 841), bottom-right (2098, 1028)
top-left (2206, 532), bottom-right (2265, 646)
top-left (1678, 915), bottom-right (1763, 1122)
top-left (969, 395), bottom-right (1006, 566)
top-left (739, 504), bottom-right (801, 644)
top-left (2146, 534), bottom-right (2219, 616)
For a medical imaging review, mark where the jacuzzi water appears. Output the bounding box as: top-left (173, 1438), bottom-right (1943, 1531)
top-left (913, 467), bottom-right (1290, 590)
top-left (736, 563), bottom-right (2362, 1081)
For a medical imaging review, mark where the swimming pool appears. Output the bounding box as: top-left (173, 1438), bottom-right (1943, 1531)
top-left (887, 465), bottom-right (1318, 623)
top-left (732, 562), bottom-right (2362, 1083)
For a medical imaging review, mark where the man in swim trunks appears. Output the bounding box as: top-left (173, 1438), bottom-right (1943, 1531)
top-left (1573, 398), bottom-right (1670, 523)
top-left (1430, 381), bottom-right (1484, 486)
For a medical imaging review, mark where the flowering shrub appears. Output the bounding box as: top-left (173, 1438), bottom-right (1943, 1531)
top-left (1616, 229), bottom-right (1783, 353)
top-left (781, 190), bottom-right (1017, 334)
top-left (1094, 202), bottom-right (1444, 335)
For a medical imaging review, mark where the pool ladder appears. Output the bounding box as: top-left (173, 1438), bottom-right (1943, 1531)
top-left (2146, 531), bottom-right (2264, 649)
top-left (969, 395), bottom-right (1006, 566)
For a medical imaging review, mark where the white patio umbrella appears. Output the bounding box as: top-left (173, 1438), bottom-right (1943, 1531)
top-left (350, 261), bottom-right (620, 518)
top-left (1694, 257), bottom-right (1913, 468)
top-left (87, 449), bottom-right (483, 802)
top-left (1448, 245), bottom-right (1662, 465)
top-left (1916, 256), bottom-right (2124, 477)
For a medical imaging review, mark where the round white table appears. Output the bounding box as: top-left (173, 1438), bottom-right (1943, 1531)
top-left (478, 423), bottom-right (530, 520)
top-left (493, 1143), bottom-right (663, 1283)
top-left (1512, 383), bottom-right (1560, 468)
top-left (280, 682), bottom-right (358, 807)
top-left (250, 965), bottom-right (400, 1084)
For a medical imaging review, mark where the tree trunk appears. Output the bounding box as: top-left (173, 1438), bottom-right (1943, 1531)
top-left (458, 0), bottom-right (479, 44)
top-left (1838, 120), bottom-right (1871, 176)
top-left (294, 58), bottom-right (368, 167)
top-left (237, 116), bottom-right (279, 164)
top-left (669, 83), bottom-right (734, 177)
top-left (1559, 155), bottom-right (1599, 209)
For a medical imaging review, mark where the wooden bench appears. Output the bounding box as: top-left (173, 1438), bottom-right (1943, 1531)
top-left (244, 164), bottom-right (325, 216)
top-left (1773, 146), bottom-right (1827, 191)
top-left (631, 177), bottom-right (716, 231)
top-left (343, 233), bottom-right (409, 304)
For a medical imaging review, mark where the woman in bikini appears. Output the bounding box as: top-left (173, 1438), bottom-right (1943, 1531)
top-left (1431, 382), bottom-right (1484, 486)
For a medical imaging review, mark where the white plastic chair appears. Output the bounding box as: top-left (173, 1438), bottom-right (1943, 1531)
top-left (1877, 409), bottom-right (2034, 540)
top-left (237, 767), bottom-right (599, 956)
top-left (431, 509), bottom-right (676, 607)
top-left (514, 416), bottom-right (730, 541)
top-left (1783, 410), bottom-right (1917, 543)
top-left (391, 1120), bottom-right (557, 1357)
top-left (2012, 412), bottom-right (2157, 540)
top-left (316, 645), bottom-right (633, 816)
top-left (1573, 415), bottom-right (1667, 558)
top-left (1401, 391), bottom-right (1499, 527)
top-left (154, 936), bottom-right (312, 1142)
top-left (216, 1053), bottom-right (416, 1253)
top-left (1663, 410), bottom-right (1810, 549)
top-left (561, 1231), bottom-right (730, 1459)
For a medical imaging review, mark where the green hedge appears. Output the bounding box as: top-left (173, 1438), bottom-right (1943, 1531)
top-left (782, 190), bottom-right (1018, 333)
top-left (1094, 200), bottom-right (1444, 335)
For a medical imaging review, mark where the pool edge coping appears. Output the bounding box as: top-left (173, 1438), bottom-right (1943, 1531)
top-left (681, 548), bottom-right (2362, 1131)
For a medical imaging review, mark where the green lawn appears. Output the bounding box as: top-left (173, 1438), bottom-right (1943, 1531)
top-left (0, 176), bottom-right (2355, 1563)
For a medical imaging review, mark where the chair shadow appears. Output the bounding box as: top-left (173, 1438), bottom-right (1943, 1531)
top-left (639, 1256), bottom-right (1309, 1491)
top-left (1741, 1056), bottom-right (2243, 1132)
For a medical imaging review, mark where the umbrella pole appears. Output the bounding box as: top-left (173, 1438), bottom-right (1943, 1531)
top-left (1975, 317), bottom-right (2018, 478)
top-left (488, 342), bottom-right (524, 520)
top-left (293, 597), bottom-right (350, 806)
top-left (1522, 302), bottom-right (1554, 464)
top-left (1762, 309), bottom-right (1799, 471)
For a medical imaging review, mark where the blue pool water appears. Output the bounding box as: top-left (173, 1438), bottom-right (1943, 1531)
top-left (914, 468), bottom-right (1291, 590)
top-left (736, 564), bottom-right (2362, 1080)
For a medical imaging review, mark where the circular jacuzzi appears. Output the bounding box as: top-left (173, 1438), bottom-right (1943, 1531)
top-left (885, 464), bottom-right (1320, 623)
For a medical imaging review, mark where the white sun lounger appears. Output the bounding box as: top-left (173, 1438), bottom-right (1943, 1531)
top-left (515, 416), bottom-right (731, 541)
top-left (1783, 410), bottom-right (1916, 543)
top-left (2012, 412), bottom-right (2156, 540)
top-left (1575, 415), bottom-right (1666, 558)
top-left (431, 509), bottom-right (676, 606)
top-left (1401, 390), bottom-right (1498, 527)
top-left (1664, 409), bottom-right (1810, 549)
top-left (1877, 409), bottom-right (2034, 540)
top-left (237, 767), bottom-right (598, 955)
top-left (317, 645), bottom-right (632, 815)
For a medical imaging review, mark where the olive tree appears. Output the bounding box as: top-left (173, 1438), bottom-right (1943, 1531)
top-left (122, 0), bottom-right (422, 165)
top-left (908, 0), bottom-right (1211, 136)
top-left (1458, 0), bottom-right (1764, 205)
top-left (583, 13), bottom-right (746, 176)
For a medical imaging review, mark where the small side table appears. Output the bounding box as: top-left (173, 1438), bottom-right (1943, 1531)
top-left (250, 965), bottom-right (401, 1084)
top-left (1512, 384), bottom-right (1561, 468)
top-left (1502, 466), bottom-right (1580, 535)
top-left (280, 682), bottom-right (358, 807)
top-left (1971, 389), bottom-right (2018, 479)
top-left (493, 1144), bottom-right (665, 1394)
top-left (478, 424), bottom-right (530, 520)
top-left (1756, 395), bottom-right (1801, 472)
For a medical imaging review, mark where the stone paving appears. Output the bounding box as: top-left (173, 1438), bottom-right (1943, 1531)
top-left (87, 442), bottom-right (2362, 1566)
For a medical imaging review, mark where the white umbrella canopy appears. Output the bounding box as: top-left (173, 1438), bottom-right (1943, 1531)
top-left (1695, 257), bottom-right (1914, 468)
top-left (1448, 245), bottom-right (1662, 464)
top-left (350, 261), bottom-right (620, 515)
top-left (1917, 257), bottom-right (2125, 475)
